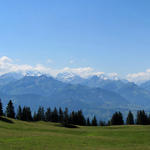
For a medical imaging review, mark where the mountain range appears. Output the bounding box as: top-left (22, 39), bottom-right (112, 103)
top-left (0, 72), bottom-right (150, 121)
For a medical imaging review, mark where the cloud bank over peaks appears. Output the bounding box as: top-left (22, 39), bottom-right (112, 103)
top-left (0, 56), bottom-right (54, 76)
top-left (1, 56), bottom-right (150, 83)
top-left (127, 69), bottom-right (150, 84)
top-left (0, 56), bottom-right (116, 79)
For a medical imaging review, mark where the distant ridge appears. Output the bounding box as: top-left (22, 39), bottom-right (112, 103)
top-left (0, 73), bottom-right (150, 120)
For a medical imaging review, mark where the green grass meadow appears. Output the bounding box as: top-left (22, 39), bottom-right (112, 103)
top-left (0, 118), bottom-right (150, 150)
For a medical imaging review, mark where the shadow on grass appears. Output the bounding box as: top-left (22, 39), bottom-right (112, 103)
top-left (56, 123), bottom-right (79, 129)
top-left (0, 117), bottom-right (14, 124)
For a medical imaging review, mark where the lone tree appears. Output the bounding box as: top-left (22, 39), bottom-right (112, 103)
top-left (6, 100), bottom-right (15, 118)
top-left (0, 99), bottom-right (3, 116)
top-left (111, 112), bottom-right (124, 125)
top-left (126, 111), bottom-right (134, 125)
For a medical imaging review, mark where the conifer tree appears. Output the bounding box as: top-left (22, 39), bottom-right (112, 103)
top-left (37, 106), bottom-right (45, 121)
top-left (111, 112), bottom-right (124, 125)
top-left (45, 107), bottom-right (51, 122)
top-left (64, 107), bottom-right (69, 125)
top-left (6, 100), bottom-right (15, 118)
top-left (126, 111), bottom-right (134, 125)
top-left (92, 116), bottom-right (98, 126)
top-left (69, 111), bottom-right (76, 124)
top-left (77, 110), bottom-right (86, 126)
top-left (16, 105), bottom-right (22, 120)
top-left (22, 107), bottom-right (32, 121)
top-left (58, 107), bottom-right (64, 123)
top-left (86, 117), bottom-right (91, 126)
top-left (0, 99), bottom-right (3, 116)
top-left (52, 107), bottom-right (58, 122)
top-left (136, 110), bottom-right (148, 125)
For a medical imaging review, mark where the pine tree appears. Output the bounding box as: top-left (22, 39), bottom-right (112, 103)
top-left (45, 107), bottom-right (51, 122)
top-left (22, 107), bottom-right (32, 121)
top-left (0, 99), bottom-right (3, 116)
top-left (111, 112), bottom-right (124, 125)
top-left (136, 110), bottom-right (148, 125)
top-left (58, 107), bottom-right (64, 123)
top-left (63, 107), bottom-right (69, 125)
top-left (126, 111), bottom-right (134, 125)
top-left (37, 106), bottom-right (45, 121)
top-left (6, 100), bottom-right (15, 118)
top-left (77, 110), bottom-right (86, 126)
top-left (16, 105), bottom-right (22, 120)
top-left (86, 118), bottom-right (91, 126)
top-left (92, 116), bottom-right (97, 126)
top-left (52, 107), bottom-right (58, 122)
top-left (69, 111), bottom-right (76, 125)
top-left (27, 107), bottom-right (32, 121)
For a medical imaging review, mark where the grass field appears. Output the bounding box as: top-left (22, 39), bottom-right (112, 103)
top-left (0, 118), bottom-right (150, 150)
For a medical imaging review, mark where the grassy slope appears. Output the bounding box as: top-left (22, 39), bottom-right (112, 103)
top-left (0, 118), bottom-right (150, 150)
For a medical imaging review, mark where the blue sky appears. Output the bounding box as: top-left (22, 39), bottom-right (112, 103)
top-left (0, 0), bottom-right (150, 79)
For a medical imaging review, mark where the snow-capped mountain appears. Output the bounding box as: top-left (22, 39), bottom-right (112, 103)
top-left (1, 72), bottom-right (150, 120)
top-left (56, 72), bottom-right (120, 85)
top-left (56, 72), bottom-right (85, 84)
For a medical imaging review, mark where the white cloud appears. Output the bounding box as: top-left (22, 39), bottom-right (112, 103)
top-left (107, 73), bottom-right (119, 80)
top-left (0, 56), bottom-right (119, 80)
top-left (127, 69), bottom-right (150, 83)
top-left (0, 56), bottom-right (12, 63)
top-left (0, 56), bottom-right (33, 75)
top-left (0, 56), bottom-right (99, 77)
top-left (60, 67), bottom-right (95, 78)
top-left (4, 56), bottom-right (150, 83)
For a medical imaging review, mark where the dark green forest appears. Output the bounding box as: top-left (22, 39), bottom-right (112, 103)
top-left (1, 99), bottom-right (150, 126)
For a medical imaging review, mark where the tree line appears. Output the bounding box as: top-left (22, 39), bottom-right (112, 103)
top-left (0, 99), bottom-right (150, 126)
